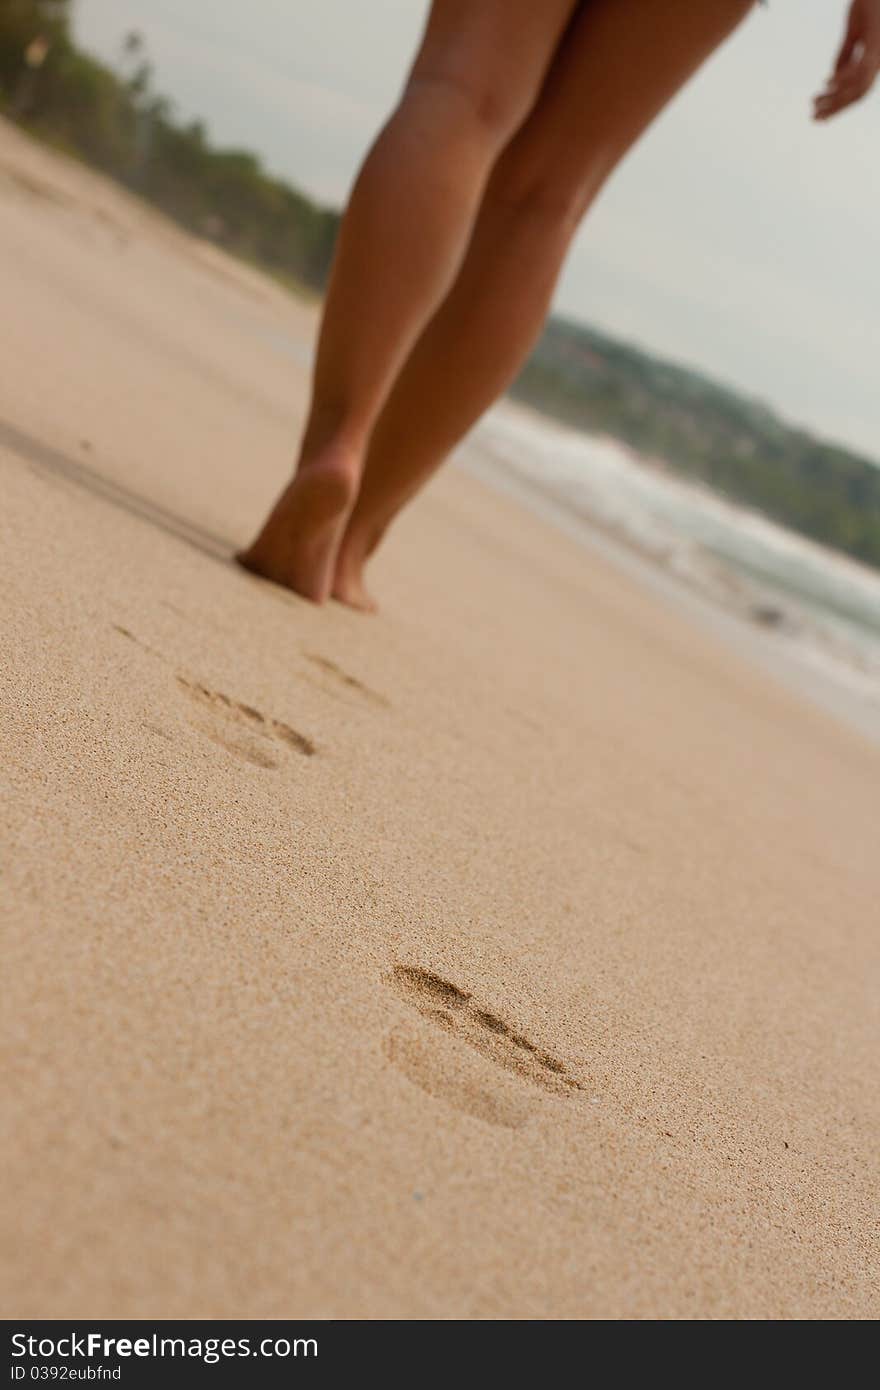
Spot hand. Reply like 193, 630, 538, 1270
813, 0, 880, 120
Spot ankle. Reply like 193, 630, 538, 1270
300, 397, 369, 462
295, 435, 362, 503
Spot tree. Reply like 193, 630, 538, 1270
0, 1, 71, 110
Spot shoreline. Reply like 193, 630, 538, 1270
463, 401, 880, 748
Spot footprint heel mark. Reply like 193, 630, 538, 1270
384, 1026, 533, 1130
176, 676, 316, 766
388, 965, 582, 1097
305, 653, 390, 708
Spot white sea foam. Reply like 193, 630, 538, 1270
468, 400, 880, 736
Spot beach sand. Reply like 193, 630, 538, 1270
2, 117, 878, 1320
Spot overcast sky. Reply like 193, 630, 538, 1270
73, 0, 880, 459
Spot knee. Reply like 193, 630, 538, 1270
401, 68, 536, 152
484, 146, 604, 234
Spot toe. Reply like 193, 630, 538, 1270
332, 576, 378, 613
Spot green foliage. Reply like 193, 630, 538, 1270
0, 0, 338, 290
511, 319, 880, 571
0, 2, 71, 108
0, 1, 69, 63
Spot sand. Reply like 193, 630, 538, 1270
2, 116, 878, 1320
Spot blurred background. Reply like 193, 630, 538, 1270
2, 0, 879, 723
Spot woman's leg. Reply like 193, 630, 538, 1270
238, 0, 580, 601
333, 0, 756, 609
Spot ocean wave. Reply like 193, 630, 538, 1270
471, 401, 880, 709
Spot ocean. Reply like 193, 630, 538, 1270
467, 400, 880, 745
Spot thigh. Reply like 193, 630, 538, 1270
406, 0, 583, 138
501, 0, 757, 194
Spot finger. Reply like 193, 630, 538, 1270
812, 72, 853, 109
815, 76, 868, 109
821, 52, 878, 96
813, 73, 872, 119
812, 82, 858, 118
811, 73, 861, 108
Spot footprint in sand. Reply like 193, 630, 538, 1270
385, 965, 582, 1128
383, 1027, 535, 1130
305, 652, 390, 708
176, 675, 315, 768
112, 625, 317, 767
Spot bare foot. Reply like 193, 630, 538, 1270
237, 447, 358, 603
332, 530, 379, 613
